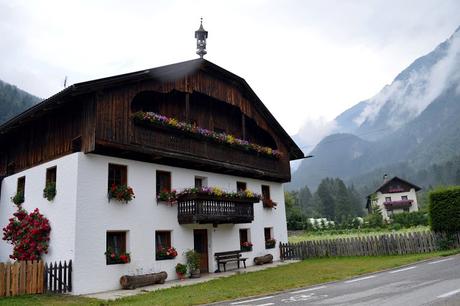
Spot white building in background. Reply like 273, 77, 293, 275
0, 56, 304, 293
366, 175, 421, 220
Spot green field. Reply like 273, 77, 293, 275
0, 249, 457, 306
288, 226, 430, 243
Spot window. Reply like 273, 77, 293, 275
385, 197, 391, 202
106, 231, 128, 265
239, 229, 252, 252
237, 181, 247, 192
195, 176, 207, 189
108, 164, 127, 190
401, 195, 408, 200
46, 167, 57, 184
264, 227, 272, 241
156, 171, 171, 195
264, 227, 275, 249
261, 185, 270, 200
14, 176, 26, 204
155, 231, 173, 260
17, 176, 25, 196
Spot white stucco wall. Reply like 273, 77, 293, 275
0, 153, 79, 263
375, 189, 419, 220
70, 153, 287, 294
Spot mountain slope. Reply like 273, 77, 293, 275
290, 26, 460, 191
0, 79, 41, 125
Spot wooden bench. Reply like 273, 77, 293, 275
214, 250, 247, 272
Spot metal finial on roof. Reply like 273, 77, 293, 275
195, 18, 208, 58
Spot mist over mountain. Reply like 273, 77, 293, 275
0, 79, 41, 125
290, 26, 460, 191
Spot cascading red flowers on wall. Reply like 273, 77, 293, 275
2, 208, 51, 261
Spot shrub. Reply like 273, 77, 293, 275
2, 208, 51, 260
390, 211, 428, 228
429, 186, 460, 233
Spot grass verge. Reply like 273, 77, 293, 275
0, 250, 458, 306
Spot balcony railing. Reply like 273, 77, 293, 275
177, 194, 256, 225
383, 199, 413, 209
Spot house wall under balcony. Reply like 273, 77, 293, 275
72, 153, 287, 294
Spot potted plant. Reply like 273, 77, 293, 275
175, 263, 187, 280
185, 249, 201, 278
43, 182, 57, 201
262, 198, 277, 209
240, 241, 253, 252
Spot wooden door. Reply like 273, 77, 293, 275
193, 229, 209, 273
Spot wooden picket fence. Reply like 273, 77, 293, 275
0, 259, 72, 297
44, 260, 72, 293
280, 231, 460, 260
0, 260, 45, 297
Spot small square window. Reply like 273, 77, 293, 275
385, 197, 391, 202
237, 181, 247, 192
156, 171, 171, 195
401, 195, 408, 200
156, 231, 174, 260
239, 229, 252, 252
46, 167, 57, 184
194, 176, 207, 189
264, 227, 275, 249
261, 185, 270, 200
106, 231, 129, 265
108, 164, 127, 190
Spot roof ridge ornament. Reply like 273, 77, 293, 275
195, 17, 208, 58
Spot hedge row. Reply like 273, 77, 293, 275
429, 186, 460, 232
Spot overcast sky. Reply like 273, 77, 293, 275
1, 0, 460, 141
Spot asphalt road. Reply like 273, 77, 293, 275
213, 254, 460, 306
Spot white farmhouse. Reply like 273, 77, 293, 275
0, 29, 304, 294
366, 175, 421, 220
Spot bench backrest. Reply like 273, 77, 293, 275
215, 251, 242, 260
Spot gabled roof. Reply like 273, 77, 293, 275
373, 176, 422, 194
0, 59, 304, 160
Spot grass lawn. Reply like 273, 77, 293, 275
0, 249, 458, 306
288, 226, 430, 243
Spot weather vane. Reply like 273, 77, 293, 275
195, 17, 208, 58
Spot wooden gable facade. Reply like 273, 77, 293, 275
0, 59, 303, 182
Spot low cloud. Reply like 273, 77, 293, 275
354, 28, 460, 129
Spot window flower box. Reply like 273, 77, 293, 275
43, 182, 56, 201
156, 246, 178, 260
240, 241, 253, 252
265, 239, 276, 249
11, 192, 24, 206
108, 184, 135, 203
262, 199, 277, 209
105, 249, 131, 265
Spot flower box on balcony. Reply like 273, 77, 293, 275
133, 111, 281, 159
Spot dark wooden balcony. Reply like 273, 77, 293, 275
177, 194, 257, 225
383, 200, 413, 210
129, 121, 290, 182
